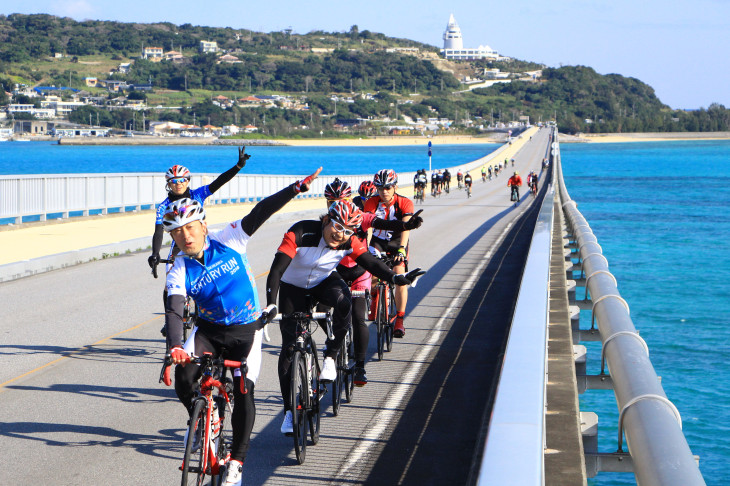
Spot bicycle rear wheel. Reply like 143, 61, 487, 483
343, 330, 354, 403
290, 351, 308, 464
385, 285, 396, 352
181, 399, 206, 486
331, 343, 345, 416
309, 350, 321, 445
375, 285, 387, 361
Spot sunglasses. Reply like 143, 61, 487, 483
331, 220, 355, 237
169, 178, 189, 184
378, 184, 394, 190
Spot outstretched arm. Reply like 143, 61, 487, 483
208, 146, 251, 194
240, 167, 321, 236
266, 252, 293, 307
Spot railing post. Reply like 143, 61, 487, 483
41, 177, 47, 222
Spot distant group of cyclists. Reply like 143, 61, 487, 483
148, 148, 424, 486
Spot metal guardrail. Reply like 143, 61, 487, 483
554, 134, 705, 485
0, 136, 524, 225
477, 137, 555, 484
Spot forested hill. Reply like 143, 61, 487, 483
2, 13, 729, 135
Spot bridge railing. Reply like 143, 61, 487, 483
555, 135, 705, 485
476, 140, 555, 485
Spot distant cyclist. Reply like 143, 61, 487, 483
456, 169, 464, 189
464, 172, 473, 197
481, 165, 487, 182
527, 170, 538, 195
508, 171, 522, 202
442, 169, 451, 193
162, 166, 320, 486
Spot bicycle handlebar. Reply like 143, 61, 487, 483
151, 258, 175, 279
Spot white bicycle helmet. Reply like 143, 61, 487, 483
162, 198, 206, 232
165, 165, 191, 181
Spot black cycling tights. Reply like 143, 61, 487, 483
174, 321, 256, 464
277, 274, 352, 411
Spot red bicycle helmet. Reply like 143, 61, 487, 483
328, 200, 363, 228
373, 169, 397, 187
324, 178, 352, 200
165, 165, 191, 181
358, 180, 377, 198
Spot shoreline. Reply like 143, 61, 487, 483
17, 131, 730, 147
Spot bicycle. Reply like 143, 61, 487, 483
530, 181, 538, 198
414, 184, 425, 204
273, 301, 330, 464
370, 255, 397, 361
331, 289, 367, 416
155, 258, 198, 343
510, 185, 520, 205
166, 352, 245, 486
465, 184, 472, 198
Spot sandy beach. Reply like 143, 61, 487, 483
560, 131, 730, 143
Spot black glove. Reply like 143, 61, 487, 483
237, 146, 251, 169
392, 268, 426, 286
148, 253, 160, 269
260, 304, 278, 324
403, 209, 423, 230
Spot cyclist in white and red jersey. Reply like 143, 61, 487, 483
363, 169, 415, 338
266, 199, 424, 434
322, 178, 423, 387
162, 167, 320, 486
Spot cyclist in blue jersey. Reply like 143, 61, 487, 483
163, 167, 321, 486
147, 146, 251, 272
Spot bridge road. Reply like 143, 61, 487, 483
0, 129, 551, 485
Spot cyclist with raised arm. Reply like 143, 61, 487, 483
266, 200, 424, 434
163, 167, 321, 486
364, 169, 417, 338
148, 147, 250, 274
508, 171, 523, 202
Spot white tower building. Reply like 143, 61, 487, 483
443, 14, 463, 50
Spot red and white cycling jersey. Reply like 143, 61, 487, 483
363, 193, 414, 241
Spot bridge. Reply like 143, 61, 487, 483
0, 128, 705, 485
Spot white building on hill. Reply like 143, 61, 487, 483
440, 14, 507, 61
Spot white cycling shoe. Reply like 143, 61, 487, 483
222, 459, 243, 486
320, 357, 337, 382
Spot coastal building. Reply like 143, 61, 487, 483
142, 47, 163, 61
440, 14, 507, 61
199, 41, 218, 54
164, 50, 184, 62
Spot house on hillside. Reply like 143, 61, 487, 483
142, 47, 163, 61
165, 51, 184, 62
200, 41, 218, 54
217, 54, 241, 64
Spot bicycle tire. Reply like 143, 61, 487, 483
331, 345, 344, 416
343, 330, 354, 404
181, 399, 206, 486
376, 285, 388, 360
290, 351, 308, 464
308, 349, 321, 445
385, 285, 396, 352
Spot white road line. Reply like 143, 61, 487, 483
337, 213, 520, 481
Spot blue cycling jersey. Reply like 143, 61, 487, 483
154, 186, 212, 225
166, 220, 260, 326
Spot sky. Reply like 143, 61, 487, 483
3, 0, 730, 109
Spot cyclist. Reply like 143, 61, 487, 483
364, 169, 416, 338
163, 167, 321, 486
442, 169, 451, 193
508, 171, 523, 202
430, 170, 438, 196
148, 147, 250, 274
413, 170, 428, 201
354, 180, 377, 210
481, 165, 487, 182
266, 199, 424, 434
487, 165, 493, 180
464, 172, 473, 197
527, 170, 538, 195
511, 157, 515, 167
456, 169, 464, 189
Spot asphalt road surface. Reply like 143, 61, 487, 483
0, 130, 552, 485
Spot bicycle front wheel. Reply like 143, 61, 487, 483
181, 399, 206, 486
385, 285, 396, 352
290, 351, 308, 464
331, 341, 346, 416
375, 286, 387, 361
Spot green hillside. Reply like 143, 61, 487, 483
2, 13, 729, 135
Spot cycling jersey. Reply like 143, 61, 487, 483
155, 186, 212, 225
508, 175, 523, 186
464, 175, 473, 185
363, 193, 414, 241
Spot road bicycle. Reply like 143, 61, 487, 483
510, 185, 520, 205
164, 352, 245, 486
154, 257, 198, 343
530, 180, 538, 198
370, 255, 397, 361
273, 300, 330, 464
465, 184, 472, 198
413, 184, 425, 204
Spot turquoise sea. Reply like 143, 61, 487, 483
562, 140, 730, 486
1, 139, 727, 484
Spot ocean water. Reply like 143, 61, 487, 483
0, 141, 497, 176
561, 140, 730, 485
